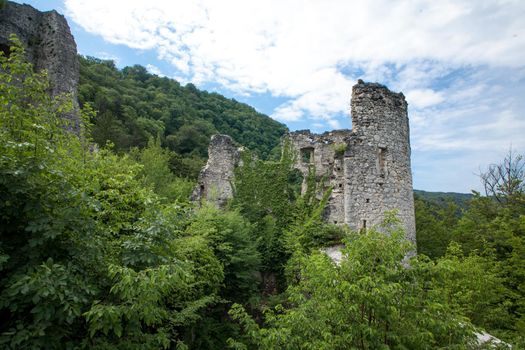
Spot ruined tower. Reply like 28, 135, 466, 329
345, 81, 415, 243
193, 81, 416, 245
0, 1, 80, 129
287, 80, 416, 245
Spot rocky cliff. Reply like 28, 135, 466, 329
0, 1, 79, 129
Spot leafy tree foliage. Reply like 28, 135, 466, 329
132, 137, 195, 203
185, 205, 261, 303
414, 194, 459, 258
231, 145, 342, 292
3, 34, 525, 349
451, 192, 525, 343
231, 146, 300, 287
0, 36, 230, 350
415, 151, 525, 346
78, 56, 288, 160
229, 216, 482, 349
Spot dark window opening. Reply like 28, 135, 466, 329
360, 219, 367, 233
301, 147, 314, 164
0, 43, 10, 58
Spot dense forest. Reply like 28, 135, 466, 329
1, 38, 525, 349
414, 189, 473, 210
77, 56, 288, 178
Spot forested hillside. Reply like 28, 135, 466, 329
414, 189, 473, 209
77, 56, 288, 160
1, 39, 525, 349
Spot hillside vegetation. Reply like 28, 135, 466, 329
414, 189, 473, 209
78, 56, 287, 162
1, 38, 524, 349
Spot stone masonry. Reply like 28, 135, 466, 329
196, 80, 416, 245
192, 134, 242, 208
0, 1, 80, 129
287, 80, 416, 244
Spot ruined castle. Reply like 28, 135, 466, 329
195, 81, 416, 245
0, 1, 415, 244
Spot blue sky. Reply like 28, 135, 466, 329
15, 0, 525, 193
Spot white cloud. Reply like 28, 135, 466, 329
405, 89, 444, 109
95, 51, 120, 64
64, 0, 525, 191
272, 104, 303, 122
64, 0, 525, 117
146, 64, 164, 77
327, 119, 341, 129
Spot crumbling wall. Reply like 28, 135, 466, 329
287, 80, 416, 246
286, 130, 350, 225
192, 134, 241, 207
345, 81, 415, 244
0, 1, 79, 128
192, 81, 416, 246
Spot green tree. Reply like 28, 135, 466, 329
78, 55, 288, 159
449, 151, 525, 344
185, 204, 261, 302
231, 144, 307, 293
229, 216, 479, 349
0, 35, 102, 348
415, 194, 460, 258
134, 137, 195, 203
0, 36, 223, 349
432, 243, 511, 339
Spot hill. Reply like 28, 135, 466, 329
414, 189, 473, 210
77, 56, 288, 159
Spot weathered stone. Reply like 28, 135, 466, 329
287, 81, 416, 246
195, 81, 416, 246
0, 1, 80, 130
192, 134, 241, 207
320, 245, 345, 265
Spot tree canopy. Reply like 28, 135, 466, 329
1, 36, 524, 349
78, 56, 288, 160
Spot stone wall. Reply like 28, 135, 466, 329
195, 81, 416, 246
346, 80, 415, 244
192, 134, 241, 207
285, 130, 349, 225
0, 1, 79, 129
287, 80, 416, 246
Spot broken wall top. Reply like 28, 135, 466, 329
0, 1, 79, 121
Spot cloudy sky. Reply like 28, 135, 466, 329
17, 0, 525, 193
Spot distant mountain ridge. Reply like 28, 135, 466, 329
414, 189, 473, 209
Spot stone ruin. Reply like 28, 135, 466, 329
0, 2, 415, 244
0, 1, 80, 129
0, 5, 509, 345
194, 80, 416, 245
191, 134, 243, 207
